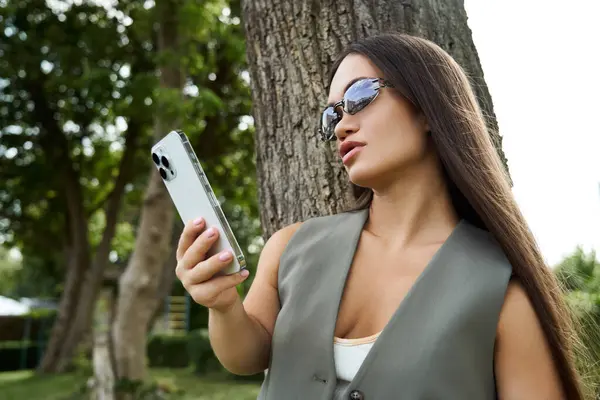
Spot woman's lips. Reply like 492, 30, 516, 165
339, 141, 366, 159
342, 145, 364, 165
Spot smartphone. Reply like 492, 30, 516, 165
151, 130, 246, 275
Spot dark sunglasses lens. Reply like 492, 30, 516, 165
320, 106, 340, 140
345, 79, 379, 114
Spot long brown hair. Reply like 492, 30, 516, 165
328, 33, 589, 399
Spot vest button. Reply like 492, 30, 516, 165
349, 389, 364, 400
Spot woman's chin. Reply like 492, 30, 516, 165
347, 166, 378, 188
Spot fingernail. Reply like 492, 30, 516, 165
206, 227, 216, 237
240, 269, 249, 277
193, 217, 204, 226
219, 251, 232, 261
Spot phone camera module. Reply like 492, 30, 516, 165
159, 168, 167, 180
160, 156, 170, 169
153, 150, 175, 181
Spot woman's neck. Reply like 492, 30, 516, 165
365, 165, 459, 248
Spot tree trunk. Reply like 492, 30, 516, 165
38, 124, 140, 374
92, 287, 118, 400
27, 77, 92, 374
55, 125, 141, 373
147, 219, 182, 334
92, 336, 116, 400
38, 229, 89, 372
111, 0, 183, 388
242, 0, 507, 237
111, 173, 175, 386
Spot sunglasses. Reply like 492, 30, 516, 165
318, 77, 393, 141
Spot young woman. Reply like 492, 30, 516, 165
175, 33, 585, 399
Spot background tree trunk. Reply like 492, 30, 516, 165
92, 286, 118, 400
53, 125, 140, 373
242, 0, 508, 237
147, 219, 181, 334
110, 0, 183, 389
31, 80, 91, 374
38, 103, 139, 374
111, 163, 176, 388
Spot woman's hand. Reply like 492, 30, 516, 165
175, 217, 249, 313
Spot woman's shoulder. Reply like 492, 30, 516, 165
265, 222, 304, 252
258, 211, 360, 277
256, 222, 305, 277
494, 278, 564, 398
268, 209, 366, 245
497, 279, 546, 342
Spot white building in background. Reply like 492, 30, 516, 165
0, 295, 30, 316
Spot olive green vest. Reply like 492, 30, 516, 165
257, 208, 512, 400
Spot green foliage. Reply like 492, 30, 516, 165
145, 330, 223, 375
113, 376, 186, 400
0, 342, 41, 372
0, 246, 21, 295
0, 340, 35, 349
175, 0, 262, 289
187, 329, 223, 375
0, 0, 261, 303
3, 252, 66, 298
0, 0, 157, 296
147, 333, 190, 369
0, 369, 261, 400
187, 329, 264, 382
145, 329, 265, 383
554, 246, 600, 394
555, 247, 600, 293
0, 0, 155, 233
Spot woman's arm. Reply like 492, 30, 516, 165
494, 280, 565, 399
208, 222, 302, 375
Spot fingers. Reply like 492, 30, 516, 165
188, 269, 249, 305
179, 226, 220, 270
175, 217, 249, 310
176, 217, 206, 262
186, 250, 237, 285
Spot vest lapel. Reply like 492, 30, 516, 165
339, 219, 467, 396
318, 208, 370, 389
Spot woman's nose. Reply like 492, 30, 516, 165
334, 111, 359, 141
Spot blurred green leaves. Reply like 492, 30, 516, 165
0, 0, 260, 300
556, 247, 600, 293
554, 246, 600, 393
0, 0, 154, 265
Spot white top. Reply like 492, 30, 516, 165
333, 331, 381, 382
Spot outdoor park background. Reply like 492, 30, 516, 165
0, 0, 599, 399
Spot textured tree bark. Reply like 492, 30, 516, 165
92, 287, 117, 400
110, 0, 182, 389
242, 0, 507, 237
92, 336, 116, 400
111, 170, 176, 389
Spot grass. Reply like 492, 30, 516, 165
0, 370, 84, 400
0, 368, 262, 400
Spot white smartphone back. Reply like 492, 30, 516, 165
151, 130, 246, 275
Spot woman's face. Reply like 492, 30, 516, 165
327, 54, 432, 189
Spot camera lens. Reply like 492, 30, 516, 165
152, 153, 160, 165
161, 156, 170, 169
159, 168, 167, 180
